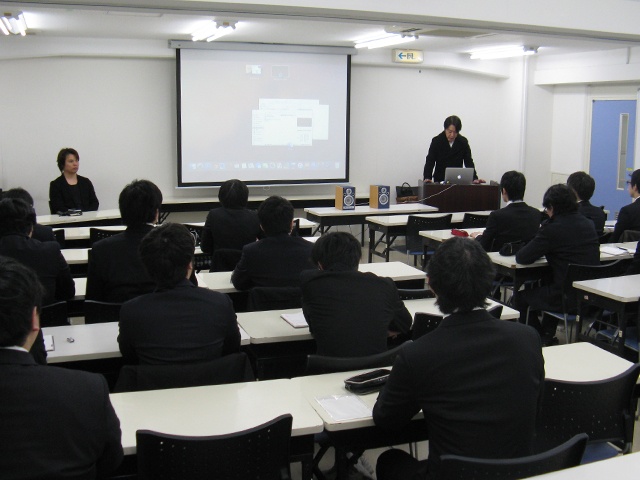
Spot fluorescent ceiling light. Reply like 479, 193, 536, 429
469, 45, 538, 60
1, 12, 27, 36
192, 20, 237, 42
355, 35, 416, 50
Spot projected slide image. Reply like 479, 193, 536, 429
252, 99, 328, 146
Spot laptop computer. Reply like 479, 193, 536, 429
444, 167, 474, 185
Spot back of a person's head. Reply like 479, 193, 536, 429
0, 198, 36, 236
258, 196, 294, 236
3, 188, 34, 207
428, 237, 495, 314
566, 171, 596, 201
630, 169, 640, 189
219, 179, 249, 208
56, 147, 79, 171
139, 223, 194, 289
311, 232, 361, 271
542, 184, 578, 216
0, 256, 44, 348
443, 115, 462, 132
118, 179, 163, 227
500, 171, 526, 201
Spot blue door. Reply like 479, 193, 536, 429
589, 100, 636, 220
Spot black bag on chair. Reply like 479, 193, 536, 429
499, 241, 525, 256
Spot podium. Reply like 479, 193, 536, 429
419, 184, 500, 212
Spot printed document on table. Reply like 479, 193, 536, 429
281, 311, 308, 328
315, 395, 372, 421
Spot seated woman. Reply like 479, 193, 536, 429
49, 147, 99, 213
200, 178, 261, 254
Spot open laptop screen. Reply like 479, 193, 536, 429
444, 168, 474, 185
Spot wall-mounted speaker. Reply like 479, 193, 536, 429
370, 185, 390, 209
335, 186, 356, 210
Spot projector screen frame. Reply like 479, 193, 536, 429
173, 41, 354, 188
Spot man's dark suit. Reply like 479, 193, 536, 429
610, 198, 640, 242
231, 234, 314, 290
0, 233, 75, 306
373, 310, 544, 480
32, 223, 56, 243
200, 207, 261, 254
423, 131, 478, 183
49, 174, 99, 213
577, 200, 606, 236
0, 348, 123, 479
301, 270, 412, 357
86, 225, 155, 302
626, 242, 640, 275
118, 279, 240, 365
476, 201, 541, 251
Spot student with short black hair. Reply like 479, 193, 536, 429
200, 179, 261, 255
118, 223, 240, 365
87, 179, 162, 302
567, 171, 606, 236
0, 256, 123, 479
472, 170, 540, 251
301, 232, 411, 357
611, 168, 640, 242
231, 195, 314, 290
3, 187, 56, 242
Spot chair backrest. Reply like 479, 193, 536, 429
562, 260, 628, 312
291, 218, 301, 236
83, 300, 122, 324
40, 301, 69, 327
192, 252, 212, 272
184, 224, 204, 246
396, 288, 435, 300
620, 229, 640, 242
535, 363, 640, 453
598, 231, 612, 244
412, 313, 443, 340
461, 212, 490, 229
136, 414, 292, 480
113, 352, 256, 393
53, 229, 66, 248
210, 248, 243, 272
89, 227, 121, 246
247, 286, 302, 311
439, 433, 588, 480
305, 342, 410, 375
406, 214, 453, 252
487, 304, 503, 319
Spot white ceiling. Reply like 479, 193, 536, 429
1, 2, 639, 57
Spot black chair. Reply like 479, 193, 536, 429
40, 301, 69, 327
83, 300, 122, 324
89, 227, 121, 246
412, 305, 502, 340
535, 363, 640, 463
247, 286, 302, 311
620, 229, 640, 242
113, 352, 255, 393
529, 260, 628, 343
291, 218, 301, 236
461, 212, 490, 229
184, 224, 204, 246
439, 433, 588, 480
53, 229, 66, 248
396, 288, 434, 300
136, 414, 293, 480
598, 231, 612, 244
393, 214, 453, 267
305, 342, 409, 375
192, 252, 212, 272
210, 248, 242, 272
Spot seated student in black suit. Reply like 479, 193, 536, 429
0, 256, 123, 479
49, 147, 99, 213
86, 179, 162, 303
627, 242, 640, 275
567, 171, 606, 236
118, 223, 240, 365
0, 198, 75, 364
471, 170, 540, 251
2, 187, 56, 243
373, 238, 544, 480
201, 178, 261, 255
231, 195, 314, 290
515, 184, 600, 345
301, 232, 411, 357
611, 169, 640, 242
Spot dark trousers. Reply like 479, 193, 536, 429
515, 285, 562, 338
376, 449, 429, 480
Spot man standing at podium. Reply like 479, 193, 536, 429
423, 115, 485, 184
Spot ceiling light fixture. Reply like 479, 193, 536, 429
355, 34, 417, 50
191, 20, 237, 42
469, 45, 538, 60
1, 12, 27, 36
